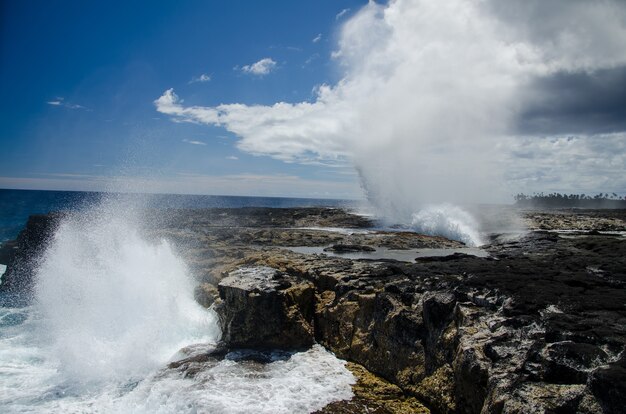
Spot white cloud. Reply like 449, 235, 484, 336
240, 58, 277, 76
312, 33, 322, 43
501, 133, 626, 195
155, 89, 220, 124
226, 156, 239, 160
182, 139, 207, 146
47, 100, 62, 106
157, 0, 626, 208
155, 85, 352, 163
336, 8, 350, 20
189, 73, 211, 83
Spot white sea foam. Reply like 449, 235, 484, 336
104, 345, 354, 414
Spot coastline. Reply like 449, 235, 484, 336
1, 207, 625, 413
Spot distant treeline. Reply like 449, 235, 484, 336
514, 193, 626, 208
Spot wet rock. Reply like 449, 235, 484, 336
589, 354, 626, 414
324, 244, 376, 253
215, 266, 315, 350
0, 213, 64, 294
541, 342, 609, 384
415, 252, 475, 262
194, 283, 219, 308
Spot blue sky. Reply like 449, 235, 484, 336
1, 0, 625, 202
0, 0, 365, 198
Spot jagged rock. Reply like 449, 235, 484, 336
588, 354, 626, 414
315, 362, 430, 414
541, 341, 609, 384
500, 383, 589, 413
316, 288, 427, 388
215, 266, 315, 350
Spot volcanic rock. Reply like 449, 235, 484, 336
0, 213, 64, 294
323, 244, 376, 253
4, 207, 626, 413
214, 266, 315, 350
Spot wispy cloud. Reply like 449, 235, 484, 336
312, 33, 322, 43
182, 139, 207, 146
269, 45, 302, 52
226, 155, 239, 160
189, 73, 211, 84
240, 58, 277, 76
303, 53, 320, 67
336, 8, 350, 20
46, 97, 85, 110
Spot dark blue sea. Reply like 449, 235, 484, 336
0, 188, 356, 244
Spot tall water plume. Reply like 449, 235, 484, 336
33, 195, 219, 384
155, 0, 626, 245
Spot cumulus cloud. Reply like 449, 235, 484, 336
189, 73, 211, 83
155, 86, 351, 163
240, 58, 277, 76
157, 0, 626, 211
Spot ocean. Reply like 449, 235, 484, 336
0, 189, 357, 414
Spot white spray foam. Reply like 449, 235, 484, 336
33, 202, 219, 384
103, 345, 354, 414
1, 198, 356, 413
411, 204, 484, 246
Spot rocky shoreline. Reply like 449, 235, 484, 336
1, 207, 625, 413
